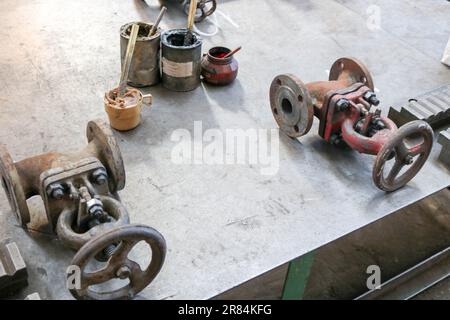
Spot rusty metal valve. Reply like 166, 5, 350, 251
0, 119, 166, 299
269, 57, 434, 192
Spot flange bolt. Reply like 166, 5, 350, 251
363, 91, 380, 106
87, 198, 104, 219
92, 168, 108, 185
336, 99, 350, 112
373, 119, 386, 129
46, 183, 65, 200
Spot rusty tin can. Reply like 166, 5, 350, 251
120, 21, 161, 87
201, 47, 239, 86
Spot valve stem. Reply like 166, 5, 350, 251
103, 245, 117, 258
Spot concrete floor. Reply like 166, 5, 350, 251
0, 0, 449, 300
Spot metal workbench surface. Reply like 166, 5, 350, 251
0, 0, 449, 299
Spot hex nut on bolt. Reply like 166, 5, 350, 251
46, 183, 65, 200
92, 168, 108, 185
87, 198, 104, 218
363, 91, 380, 106
336, 99, 350, 112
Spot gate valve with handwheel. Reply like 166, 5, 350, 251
0, 119, 166, 299
269, 57, 434, 192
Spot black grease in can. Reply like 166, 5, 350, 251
161, 28, 203, 92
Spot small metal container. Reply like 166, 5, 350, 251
120, 21, 161, 87
161, 28, 202, 92
104, 88, 152, 131
201, 46, 239, 85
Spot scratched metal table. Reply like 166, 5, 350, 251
0, 0, 449, 300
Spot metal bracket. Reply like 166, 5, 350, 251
40, 157, 109, 230
319, 82, 369, 141
0, 239, 28, 298
282, 251, 315, 300
438, 128, 450, 168
388, 85, 450, 128
356, 246, 450, 300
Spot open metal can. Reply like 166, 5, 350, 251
161, 28, 202, 92
120, 21, 161, 87
104, 88, 152, 131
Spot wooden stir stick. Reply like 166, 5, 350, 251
222, 46, 242, 59
118, 23, 139, 98
183, 0, 197, 46
148, 6, 167, 37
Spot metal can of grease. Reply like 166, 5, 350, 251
161, 28, 202, 92
120, 21, 161, 87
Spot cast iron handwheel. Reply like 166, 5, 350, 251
373, 120, 433, 192
86, 119, 126, 192
69, 224, 166, 300
0, 144, 30, 226
270, 74, 314, 138
184, 0, 217, 23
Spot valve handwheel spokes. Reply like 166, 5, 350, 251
373, 121, 433, 192
69, 224, 166, 300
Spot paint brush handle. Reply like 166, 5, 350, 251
148, 6, 167, 37
223, 46, 242, 59
187, 0, 197, 32
119, 23, 139, 97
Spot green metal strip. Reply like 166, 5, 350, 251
282, 251, 315, 300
